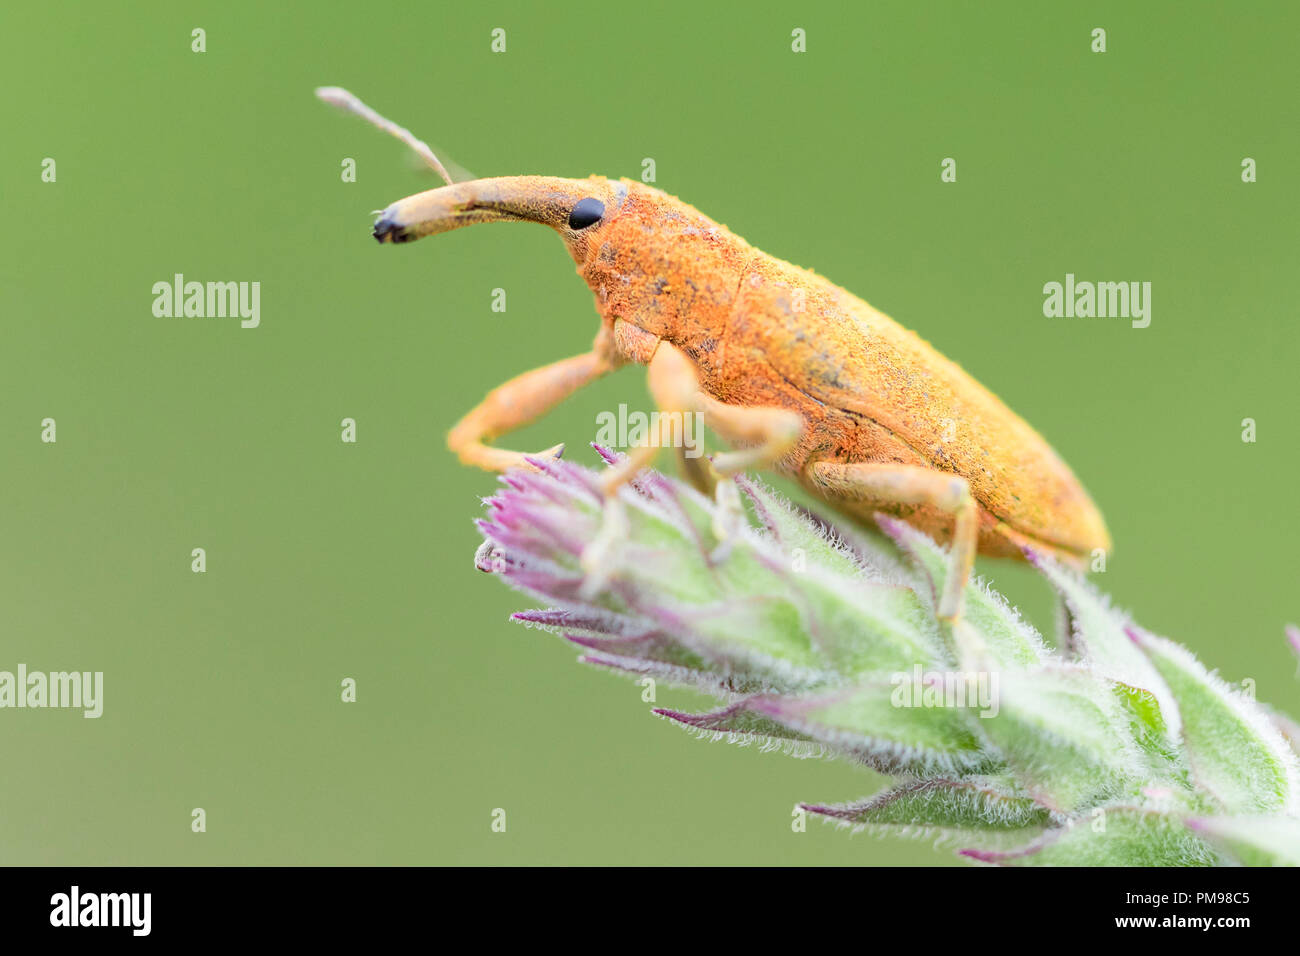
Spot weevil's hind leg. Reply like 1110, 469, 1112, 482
807, 461, 978, 621
448, 350, 616, 472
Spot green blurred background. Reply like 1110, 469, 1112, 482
2, 1, 1296, 865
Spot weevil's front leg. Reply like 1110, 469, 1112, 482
448, 350, 616, 472
807, 461, 978, 621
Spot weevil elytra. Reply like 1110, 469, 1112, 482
318, 88, 1110, 621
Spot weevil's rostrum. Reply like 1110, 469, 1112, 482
335, 89, 1109, 620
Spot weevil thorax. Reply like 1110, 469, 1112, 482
575, 180, 754, 364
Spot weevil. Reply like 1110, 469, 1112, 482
318, 88, 1110, 620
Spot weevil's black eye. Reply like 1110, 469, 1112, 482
568, 197, 604, 230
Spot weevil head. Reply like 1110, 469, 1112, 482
373, 176, 753, 346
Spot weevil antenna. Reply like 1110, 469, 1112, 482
315, 86, 456, 187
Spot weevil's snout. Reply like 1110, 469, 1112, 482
370, 175, 622, 251
370, 182, 484, 244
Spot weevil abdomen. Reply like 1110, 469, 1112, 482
716, 252, 1111, 561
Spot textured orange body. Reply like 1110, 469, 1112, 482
571, 178, 1110, 562
371, 171, 1109, 565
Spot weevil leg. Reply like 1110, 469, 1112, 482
581, 342, 699, 586
807, 461, 978, 621
675, 444, 717, 496
709, 475, 745, 557
692, 393, 804, 546
582, 342, 806, 579
695, 394, 804, 477
591, 342, 700, 496
448, 350, 616, 472
591, 342, 805, 497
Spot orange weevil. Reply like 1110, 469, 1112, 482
318, 87, 1110, 621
